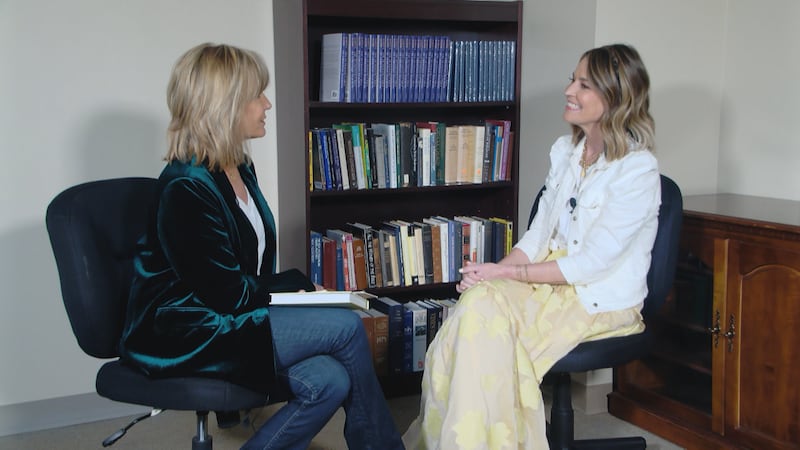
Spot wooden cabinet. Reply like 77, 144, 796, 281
609, 194, 800, 449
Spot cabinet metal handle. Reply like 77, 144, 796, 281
724, 314, 736, 352
708, 310, 721, 348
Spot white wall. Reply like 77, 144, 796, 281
593, 0, 800, 201
596, 0, 728, 197
0, 0, 278, 433
518, 1, 597, 226
720, 0, 800, 199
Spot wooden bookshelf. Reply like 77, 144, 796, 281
301, 0, 522, 393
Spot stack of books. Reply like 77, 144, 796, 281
272, 291, 460, 376
365, 296, 460, 376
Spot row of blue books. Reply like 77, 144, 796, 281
309, 216, 513, 292
452, 40, 516, 103
319, 32, 516, 103
309, 119, 513, 192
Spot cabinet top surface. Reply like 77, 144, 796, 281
683, 193, 800, 229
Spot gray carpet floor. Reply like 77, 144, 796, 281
0, 394, 684, 449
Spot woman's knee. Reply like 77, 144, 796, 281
329, 308, 367, 341
317, 356, 350, 404
455, 281, 518, 321
459, 282, 502, 308
288, 355, 351, 404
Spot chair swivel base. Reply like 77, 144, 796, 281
192, 411, 213, 450
547, 372, 646, 450
547, 426, 646, 450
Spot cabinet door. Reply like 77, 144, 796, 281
721, 239, 800, 449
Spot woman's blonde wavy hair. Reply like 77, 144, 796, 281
571, 44, 655, 160
165, 43, 269, 170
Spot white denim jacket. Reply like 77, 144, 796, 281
515, 135, 660, 313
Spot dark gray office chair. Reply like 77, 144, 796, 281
530, 175, 683, 449
46, 177, 279, 449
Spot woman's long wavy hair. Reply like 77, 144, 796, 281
165, 43, 269, 170
571, 44, 655, 160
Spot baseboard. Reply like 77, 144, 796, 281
0, 393, 148, 437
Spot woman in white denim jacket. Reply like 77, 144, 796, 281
515, 134, 660, 313
404, 43, 660, 449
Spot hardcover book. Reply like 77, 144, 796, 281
367, 309, 390, 376
380, 224, 401, 285
404, 302, 428, 372
344, 222, 378, 288
269, 290, 375, 310
377, 229, 396, 287
424, 217, 449, 283
354, 309, 376, 367
332, 125, 359, 189
320, 33, 349, 102
397, 122, 416, 187
371, 233, 384, 288
371, 296, 405, 375
425, 219, 443, 283
413, 221, 434, 284
326, 229, 356, 290
321, 235, 337, 290
415, 300, 438, 348
324, 128, 343, 190
310, 230, 323, 285
351, 237, 369, 290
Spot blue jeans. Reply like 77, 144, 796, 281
241, 307, 404, 450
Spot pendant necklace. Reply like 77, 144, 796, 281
579, 142, 601, 179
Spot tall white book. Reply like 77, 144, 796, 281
320, 33, 349, 102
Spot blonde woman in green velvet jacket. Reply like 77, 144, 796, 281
120, 43, 403, 450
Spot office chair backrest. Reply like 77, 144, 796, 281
46, 177, 157, 359
642, 175, 682, 320
527, 175, 682, 320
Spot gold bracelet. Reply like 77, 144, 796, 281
524, 264, 529, 281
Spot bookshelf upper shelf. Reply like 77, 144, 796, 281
306, 0, 520, 23
309, 101, 516, 109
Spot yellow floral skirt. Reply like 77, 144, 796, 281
402, 269, 644, 449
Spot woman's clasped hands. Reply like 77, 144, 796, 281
457, 260, 503, 293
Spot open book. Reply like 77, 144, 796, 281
269, 290, 375, 310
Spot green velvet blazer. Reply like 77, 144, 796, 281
120, 159, 313, 394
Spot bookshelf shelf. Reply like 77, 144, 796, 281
309, 180, 514, 197
301, 0, 522, 392
309, 101, 516, 109
306, 0, 519, 22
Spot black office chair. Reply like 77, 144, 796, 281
46, 177, 278, 450
531, 175, 683, 450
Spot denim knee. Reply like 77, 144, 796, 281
291, 355, 351, 406
331, 308, 366, 338
319, 357, 350, 405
